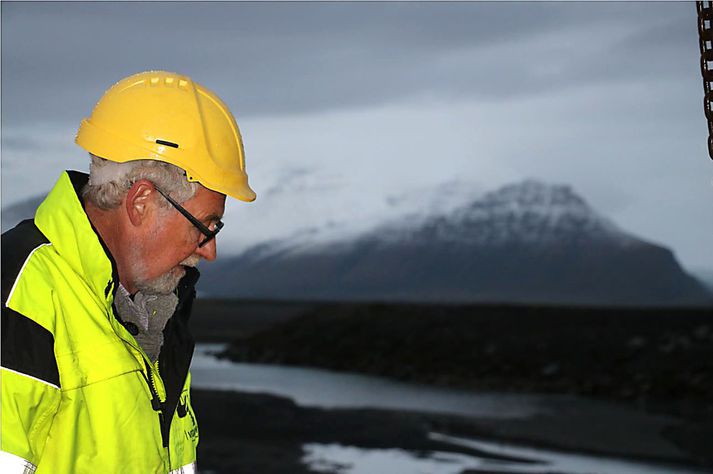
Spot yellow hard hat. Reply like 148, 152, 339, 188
75, 70, 256, 202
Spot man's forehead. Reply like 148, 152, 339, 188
188, 187, 226, 219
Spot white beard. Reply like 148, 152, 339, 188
133, 255, 200, 295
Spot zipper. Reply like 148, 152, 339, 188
144, 359, 172, 454
144, 358, 173, 470
115, 311, 172, 464
109, 306, 170, 444
108, 304, 174, 468
144, 359, 164, 413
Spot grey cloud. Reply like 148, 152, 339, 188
566, 13, 699, 88
1, 135, 45, 152
1, 2, 697, 127
263, 166, 344, 198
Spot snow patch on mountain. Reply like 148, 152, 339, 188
221, 177, 486, 258
403, 179, 638, 247
297, 179, 640, 253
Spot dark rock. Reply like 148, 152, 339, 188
202, 181, 713, 307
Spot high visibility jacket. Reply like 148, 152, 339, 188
1, 171, 200, 473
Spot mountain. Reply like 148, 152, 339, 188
1, 195, 45, 232
692, 269, 713, 292
200, 180, 713, 307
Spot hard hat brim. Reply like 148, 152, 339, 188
76, 118, 256, 202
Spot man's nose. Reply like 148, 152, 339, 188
194, 238, 217, 261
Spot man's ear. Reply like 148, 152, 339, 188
125, 179, 156, 226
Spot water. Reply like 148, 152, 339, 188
303, 435, 711, 474
192, 343, 551, 418
191, 344, 711, 474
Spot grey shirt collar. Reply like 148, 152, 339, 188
114, 284, 178, 362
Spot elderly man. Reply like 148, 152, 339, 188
1, 71, 255, 473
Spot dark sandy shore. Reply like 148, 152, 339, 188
190, 300, 713, 472
192, 389, 713, 474
218, 302, 713, 409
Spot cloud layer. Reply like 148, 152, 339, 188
2, 2, 711, 271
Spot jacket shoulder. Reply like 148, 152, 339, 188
1, 220, 60, 389
2, 219, 58, 334
2, 219, 51, 304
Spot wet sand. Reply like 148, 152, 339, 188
192, 389, 713, 474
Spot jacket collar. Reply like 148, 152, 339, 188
34, 171, 117, 307
34, 170, 201, 310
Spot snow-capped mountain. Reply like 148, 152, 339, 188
379, 180, 636, 247
201, 180, 713, 306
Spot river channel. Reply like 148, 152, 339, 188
191, 344, 710, 474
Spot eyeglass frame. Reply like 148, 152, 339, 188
153, 185, 224, 248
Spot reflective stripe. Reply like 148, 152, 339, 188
6, 243, 52, 305
1, 366, 61, 391
169, 462, 196, 474
0, 451, 37, 473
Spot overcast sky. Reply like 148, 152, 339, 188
2, 2, 712, 272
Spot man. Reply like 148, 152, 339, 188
1, 71, 255, 473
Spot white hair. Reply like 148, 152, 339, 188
82, 154, 198, 210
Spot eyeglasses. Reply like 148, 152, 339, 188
153, 185, 224, 248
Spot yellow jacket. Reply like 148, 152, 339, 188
1, 171, 199, 473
